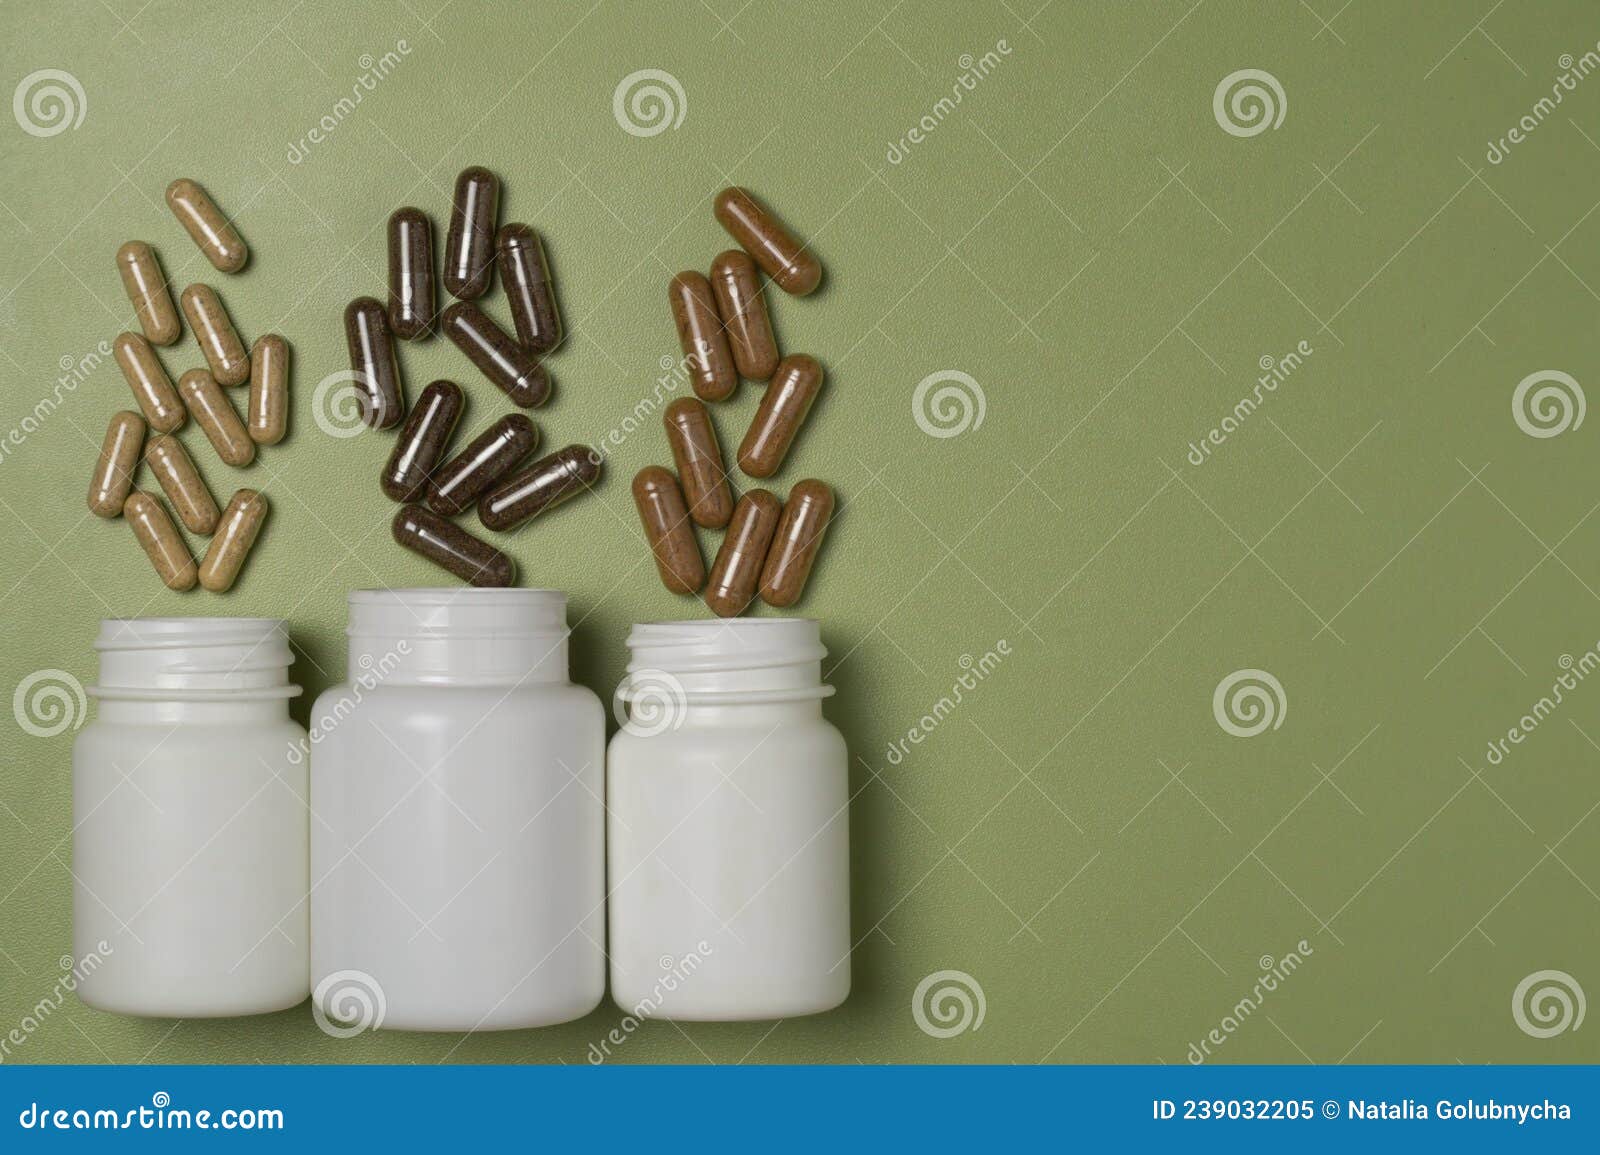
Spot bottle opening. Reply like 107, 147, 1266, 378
90, 617, 300, 700
346, 588, 571, 686
620, 618, 833, 704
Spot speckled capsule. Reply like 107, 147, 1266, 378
497, 224, 562, 354
88, 411, 145, 519
710, 249, 779, 380
114, 332, 185, 433
343, 297, 406, 429
428, 413, 539, 517
393, 504, 515, 587
663, 397, 733, 528
381, 380, 464, 503
443, 166, 498, 299
478, 445, 601, 532
387, 207, 437, 340
705, 489, 781, 617
125, 491, 196, 591
441, 301, 550, 407
115, 241, 181, 346
145, 433, 220, 535
165, 178, 248, 274
669, 271, 737, 402
198, 489, 268, 593
247, 334, 289, 445
713, 187, 821, 296
181, 283, 250, 386
737, 353, 824, 478
760, 479, 834, 608
632, 466, 705, 595
178, 369, 254, 468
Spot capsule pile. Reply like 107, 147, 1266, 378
349, 166, 599, 587
90, 178, 284, 592
637, 187, 836, 617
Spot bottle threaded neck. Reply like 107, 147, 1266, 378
346, 588, 571, 686
90, 617, 299, 700
620, 619, 832, 704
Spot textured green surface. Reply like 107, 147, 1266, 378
3, 0, 1600, 1064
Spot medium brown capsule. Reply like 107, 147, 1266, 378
178, 369, 255, 468
88, 411, 145, 519
663, 397, 733, 528
428, 413, 539, 516
709, 249, 779, 380
145, 434, 220, 535
198, 489, 268, 593
497, 224, 562, 354
247, 334, 289, 445
760, 480, 834, 608
181, 284, 250, 386
114, 332, 185, 433
125, 492, 197, 591
393, 504, 515, 587
478, 445, 601, 532
632, 466, 705, 595
669, 271, 737, 402
443, 166, 498, 299
441, 301, 550, 407
381, 380, 464, 503
704, 490, 781, 618
343, 297, 406, 429
737, 353, 824, 477
115, 241, 181, 346
713, 187, 821, 296
387, 207, 436, 339
165, 178, 248, 274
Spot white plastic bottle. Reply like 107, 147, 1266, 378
608, 618, 851, 1020
310, 588, 605, 1031
72, 617, 309, 1016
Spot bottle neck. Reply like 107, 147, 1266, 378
88, 617, 300, 723
345, 588, 572, 687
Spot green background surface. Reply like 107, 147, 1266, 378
3, 0, 1599, 1064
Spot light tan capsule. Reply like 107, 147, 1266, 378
759, 480, 834, 608
737, 353, 824, 478
87, 411, 145, 519
705, 489, 781, 618
247, 334, 289, 445
145, 433, 220, 535
180, 283, 250, 386
114, 332, 185, 433
199, 489, 268, 592
178, 368, 255, 467
115, 241, 181, 346
165, 178, 248, 273
124, 491, 197, 591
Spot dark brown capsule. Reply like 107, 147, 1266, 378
497, 224, 562, 355
443, 166, 498, 299
428, 413, 539, 516
633, 466, 705, 595
393, 504, 515, 587
441, 301, 550, 408
381, 380, 463, 503
713, 187, 821, 296
710, 249, 779, 380
343, 297, 406, 429
668, 271, 737, 402
760, 480, 834, 608
663, 397, 733, 529
387, 207, 437, 340
705, 490, 781, 618
737, 353, 824, 477
478, 445, 601, 532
